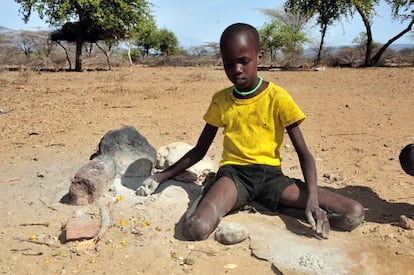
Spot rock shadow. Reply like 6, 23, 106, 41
121, 158, 153, 190
171, 184, 203, 241
323, 185, 414, 224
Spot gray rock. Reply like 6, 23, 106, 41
215, 222, 249, 245
93, 126, 157, 176
156, 142, 216, 185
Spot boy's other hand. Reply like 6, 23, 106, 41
136, 177, 160, 196
307, 207, 330, 239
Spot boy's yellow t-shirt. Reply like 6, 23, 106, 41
203, 81, 305, 167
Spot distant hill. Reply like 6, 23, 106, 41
389, 43, 414, 51
304, 43, 414, 57
0, 26, 13, 33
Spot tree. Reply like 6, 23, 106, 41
0, 27, 24, 65
284, 0, 413, 66
350, 0, 413, 66
133, 17, 159, 59
132, 23, 178, 62
259, 9, 309, 61
369, 0, 414, 65
285, 0, 352, 65
14, 29, 55, 69
259, 21, 284, 61
95, 40, 117, 70
16, 0, 153, 71
350, 0, 379, 66
17, 30, 37, 58
157, 28, 179, 55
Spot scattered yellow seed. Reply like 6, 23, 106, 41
119, 219, 128, 227
44, 259, 51, 265
29, 234, 37, 240
120, 240, 127, 246
141, 220, 150, 227
116, 196, 124, 201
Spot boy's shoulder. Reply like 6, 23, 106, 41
266, 81, 287, 92
212, 86, 233, 99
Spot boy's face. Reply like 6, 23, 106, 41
220, 32, 261, 91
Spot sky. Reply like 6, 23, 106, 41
1, 0, 413, 48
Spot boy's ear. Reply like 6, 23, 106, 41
257, 50, 264, 64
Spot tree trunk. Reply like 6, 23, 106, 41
125, 39, 133, 66
56, 41, 72, 70
316, 23, 328, 65
370, 18, 414, 65
355, 6, 373, 66
75, 38, 83, 71
95, 42, 112, 70
74, 21, 84, 73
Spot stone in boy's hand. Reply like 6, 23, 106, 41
309, 207, 330, 239
136, 177, 160, 196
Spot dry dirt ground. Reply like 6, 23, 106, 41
0, 66, 413, 274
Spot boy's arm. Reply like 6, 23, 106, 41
154, 123, 218, 183
286, 122, 329, 238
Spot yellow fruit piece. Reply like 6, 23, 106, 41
120, 240, 127, 246
141, 220, 150, 227
119, 219, 127, 226
29, 234, 37, 240
116, 196, 124, 201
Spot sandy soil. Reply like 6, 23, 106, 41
0, 66, 413, 274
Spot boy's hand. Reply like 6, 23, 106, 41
136, 176, 160, 196
306, 206, 330, 239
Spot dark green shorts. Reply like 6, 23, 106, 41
209, 164, 304, 212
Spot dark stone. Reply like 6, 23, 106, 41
92, 126, 157, 176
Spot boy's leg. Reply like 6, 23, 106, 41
183, 176, 238, 241
279, 183, 364, 231
318, 188, 365, 231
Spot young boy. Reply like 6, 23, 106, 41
138, 23, 364, 240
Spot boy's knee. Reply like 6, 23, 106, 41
183, 214, 213, 241
345, 201, 365, 230
328, 201, 365, 231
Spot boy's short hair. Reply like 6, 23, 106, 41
220, 23, 260, 52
